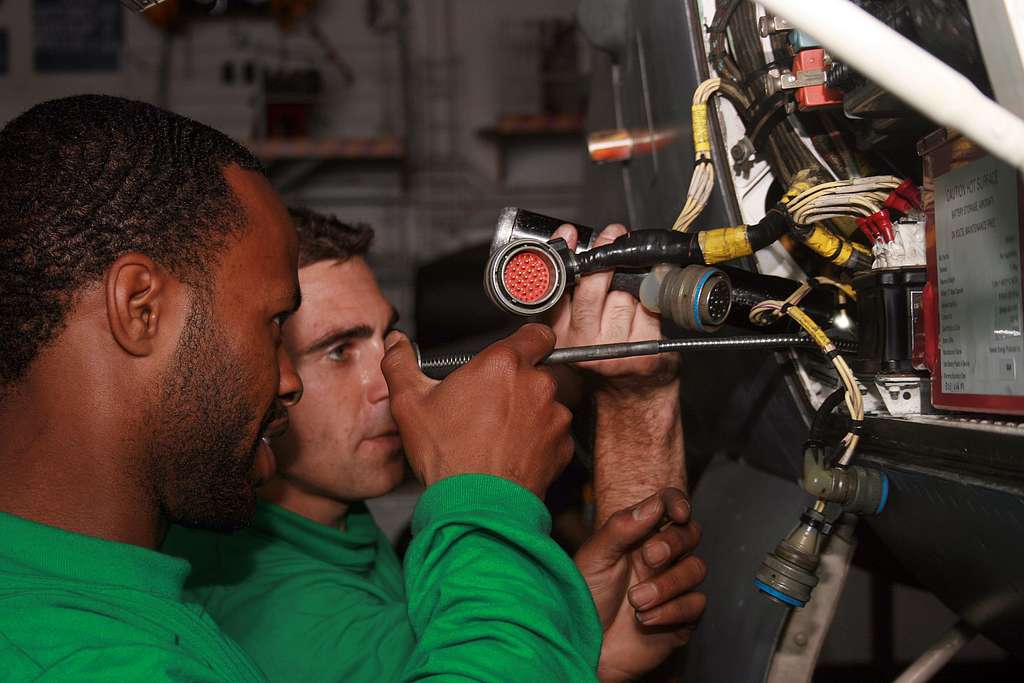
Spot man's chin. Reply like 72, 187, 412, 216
169, 489, 257, 533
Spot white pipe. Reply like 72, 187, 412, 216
892, 621, 977, 683
757, 0, 1024, 173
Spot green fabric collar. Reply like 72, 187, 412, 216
250, 500, 382, 570
0, 511, 190, 600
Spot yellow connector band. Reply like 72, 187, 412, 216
692, 103, 711, 155
699, 226, 753, 264
802, 225, 854, 266
786, 305, 834, 351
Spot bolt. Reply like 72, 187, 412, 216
794, 632, 809, 647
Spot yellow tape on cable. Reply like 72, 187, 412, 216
698, 227, 752, 264
802, 226, 853, 266
786, 306, 834, 351
691, 104, 711, 155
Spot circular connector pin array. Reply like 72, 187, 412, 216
484, 239, 569, 316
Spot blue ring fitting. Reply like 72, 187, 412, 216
691, 269, 717, 333
875, 471, 890, 515
754, 579, 805, 608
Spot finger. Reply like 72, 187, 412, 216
574, 491, 666, 570
570, 224, 628, 338
631, 295, 663, 338
600, 288, 640, 341
641, 521, 702, 568
550, 223, 579, 251
494, 323, 557, 366
380, 332, 433, 406
547, 225, 579, 336
658, 488, 692, 524
635, 591, 707, 628
628, 555, 707, 611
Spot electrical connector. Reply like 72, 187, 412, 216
792, 49, 843, 111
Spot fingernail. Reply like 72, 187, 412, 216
629, 583, 657, 609
633, 497, 661, 521
643, 541, 670, 566
673, 498, 691, 519
384, 331, 402, 350
635, 609, 656, 625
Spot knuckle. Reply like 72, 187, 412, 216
522, 322, 555, 345
481, 345, 520, 375
534, 370, 558, 402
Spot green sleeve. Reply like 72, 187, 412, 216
400, 474, 602, 682
202, 574, 417, 683
29, 646, 236, 682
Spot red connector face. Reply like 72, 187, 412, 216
793, 48, 843, 111
503, 251, 554, 304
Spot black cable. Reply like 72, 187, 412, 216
574, 230, 704, 275
810, 388, 848, 443
745, 205, 790, 250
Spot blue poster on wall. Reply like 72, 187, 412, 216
34, 0, 121, 72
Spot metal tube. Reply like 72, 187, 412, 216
892, 621, 977, 683
417, 333, 854, 378
757, 0, 1024, 173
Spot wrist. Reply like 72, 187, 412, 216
593, 375, 680, 403
597, 662, 636, 683
594, 379, 681, 429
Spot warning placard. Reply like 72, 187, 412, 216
934, 155, 1023, 396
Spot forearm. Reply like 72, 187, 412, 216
592, 381, 685, 527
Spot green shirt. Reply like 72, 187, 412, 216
0, 510, 265, 682
166, 474, 602, 682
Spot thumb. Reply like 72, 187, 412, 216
380, 332, 433, 406
502, 323, 557, 366
576, 493, 665, 571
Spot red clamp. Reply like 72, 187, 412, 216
884, 179, 922, 215
856, 211, 894, 242
793, 49, 843, 111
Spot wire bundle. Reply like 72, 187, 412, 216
672, 78, 752, 233
748, 277, 864, 465
785, 175, 904, 225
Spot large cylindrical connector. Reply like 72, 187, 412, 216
484, 239, 571, 316
640, 265, 732, 333
755, 507, 826, 608
492, 207, 597, 254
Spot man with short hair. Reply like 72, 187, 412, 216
166, 208, 705, 682
0, 95, 605, 681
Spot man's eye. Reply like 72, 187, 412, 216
327, 345, 349, 362
272, 314, 288, 328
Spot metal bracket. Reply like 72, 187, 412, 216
759, 14, 794, 36
767, 69, 826, 95
871, 374, 929, 417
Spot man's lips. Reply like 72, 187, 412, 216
262, 413, 290, 440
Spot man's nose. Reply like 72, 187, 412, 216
277, 345, 303, 406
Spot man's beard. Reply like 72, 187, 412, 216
145, 290, 271, 533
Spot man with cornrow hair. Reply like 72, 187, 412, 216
0, 95, 607, 681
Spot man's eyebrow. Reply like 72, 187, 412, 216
303, 325, 374, 356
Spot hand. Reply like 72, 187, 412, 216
549, 224, 679, 394
380, 324, 573, 498
574, 489, 706, 683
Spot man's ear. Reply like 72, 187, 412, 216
104, 253, 169, 357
